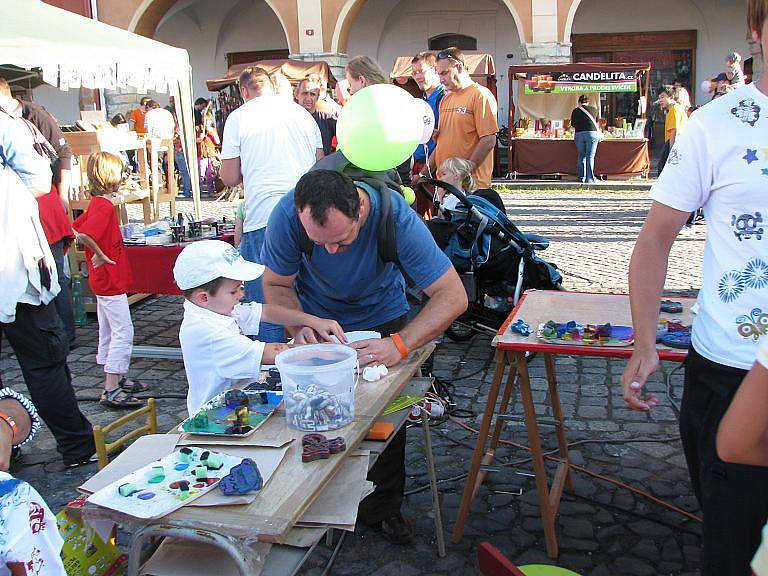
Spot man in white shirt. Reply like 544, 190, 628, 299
144, 100, 176, 140
621, 3, 768, 572
220, 67, 323, 343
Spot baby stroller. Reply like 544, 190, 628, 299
418, 178, 562, 341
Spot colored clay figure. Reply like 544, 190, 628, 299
191, 411, 209, 431
219, 458, 263, 495
235, 405, 249, 426
660, 299, 684, 313
511, 319, 532, 337
224, 389, 249, 409
118, 483, 137, 497
179, 447, 194, 463
148, 466, 165, 484
204, 452, 224, 470
194, 466, 208, 480
301, 433, 346, 462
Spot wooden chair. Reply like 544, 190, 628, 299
477, 543, 582, 576
93, 398, 158, 469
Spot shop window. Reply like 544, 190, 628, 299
429, 34, 477, 51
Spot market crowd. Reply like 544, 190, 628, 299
1, 0, 768, 573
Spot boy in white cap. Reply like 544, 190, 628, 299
173, 240, 345, 414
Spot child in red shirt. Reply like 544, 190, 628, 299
72, 152, 149, 408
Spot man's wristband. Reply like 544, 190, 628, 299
0, 412, 18, 445
391, 332, 409, 360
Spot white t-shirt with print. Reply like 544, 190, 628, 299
0, 472, 64, 576
650, 82, 768, 370
221, 95, 322, 233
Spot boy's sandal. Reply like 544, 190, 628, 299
100, 388, 143, 409
119, 377, 150, 393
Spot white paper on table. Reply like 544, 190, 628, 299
139, 539, 272, 576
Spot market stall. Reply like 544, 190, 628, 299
207, 59, 336, 126
0, 0, 202, 216
508, 62, 651, 178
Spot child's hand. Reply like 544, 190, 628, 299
306, 318, 347, 344
91, 254, 116, 268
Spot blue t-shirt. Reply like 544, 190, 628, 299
262, 182, 452, 331
413, 85, 445, 162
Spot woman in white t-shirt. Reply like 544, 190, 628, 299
621, 2, 768, 573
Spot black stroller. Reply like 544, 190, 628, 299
417, 178, 562, 341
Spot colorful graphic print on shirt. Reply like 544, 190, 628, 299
736, 308, 768, 341
730, 98, 762, 127
732, 211, 764, 241
718, 258, 768, 303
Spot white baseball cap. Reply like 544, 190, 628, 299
173, 240, 264, 290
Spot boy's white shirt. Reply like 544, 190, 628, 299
0, 472, 64, 576
179, 300, 265, 415
649, 82, 768, 370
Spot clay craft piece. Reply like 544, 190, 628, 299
537, 320, 634, 347
219, 458, 263, 496
660, 300, 684, 314
301, 433, 347, 463
181, 389, 283, 437
511, 319, 532, 337
657, 318, 692, 349
118, 483, 137, 497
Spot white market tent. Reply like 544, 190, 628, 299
0, 0, 202, 216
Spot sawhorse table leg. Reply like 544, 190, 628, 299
451, 351, 571, 559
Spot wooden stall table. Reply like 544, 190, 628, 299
78, 344, 442, 575
510, 137, 650, 179
451, 290, 693, 558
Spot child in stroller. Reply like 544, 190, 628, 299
417, 175, 561, 341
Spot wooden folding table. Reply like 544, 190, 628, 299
450, 290, 693, 558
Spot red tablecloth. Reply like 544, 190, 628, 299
125, 234, 234, 295
510, 138, 650, 177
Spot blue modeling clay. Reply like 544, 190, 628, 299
219, 458, 263, 496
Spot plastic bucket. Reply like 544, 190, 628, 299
275, 344, 358, 432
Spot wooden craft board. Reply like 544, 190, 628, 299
159, 344, 433, 542
494, 290, 694, 360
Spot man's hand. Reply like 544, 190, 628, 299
91, 253, 115, 268
620, 348, 660, 411
351, 337, 402, 367
411, 172, 425, 187
294, 327, 321, 344
0, 418, 12, 471
304, 318, 346, 343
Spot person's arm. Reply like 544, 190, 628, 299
619, 201, 690, 410
73, 230, 115, 268
412, 149, 437, 185
668, 128, 677, 149
234, 215, 244, 248
351, 268, 468, 366
717, 360, 768, 466
262, 304, 346, 343
220, 157, 242, 187
0, 388, 39, 470
468, 134, 496, 169
261, 268, 312, 338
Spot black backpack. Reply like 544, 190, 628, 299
298, 151, 405, 268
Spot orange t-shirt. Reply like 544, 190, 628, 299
129, 107, 146, 134
434, 83, 498, 188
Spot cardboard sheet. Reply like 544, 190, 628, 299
140, 540, 272, 576
79, 434, 290, 509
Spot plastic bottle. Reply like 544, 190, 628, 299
71, 274, 87, 326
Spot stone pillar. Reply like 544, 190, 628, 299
518, 42, 572, 64
289, 52, 349, 84
749, 37, 764, 82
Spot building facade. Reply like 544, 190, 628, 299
35, 0, 763, 128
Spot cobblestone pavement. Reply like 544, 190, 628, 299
3, 190, 707, 575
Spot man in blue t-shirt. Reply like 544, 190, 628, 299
262, 169, 467, 544
411, 52, 445, 217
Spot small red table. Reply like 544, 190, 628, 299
450, 290, 693, 558
124, 234, 234, 295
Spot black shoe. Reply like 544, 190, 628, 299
63, 452, 98, 469
373, 513, 414, 544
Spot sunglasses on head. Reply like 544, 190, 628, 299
436, 50, 464, 66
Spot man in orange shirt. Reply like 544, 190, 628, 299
128, 96, 150, 135
413, 47, 498, 189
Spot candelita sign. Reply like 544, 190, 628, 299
524, 69, 638, 94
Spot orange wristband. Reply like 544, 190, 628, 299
391, 333, 409, 360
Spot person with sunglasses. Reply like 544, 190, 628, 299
413, 47, 498, 191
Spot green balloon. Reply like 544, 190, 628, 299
337, 84, 422, 171
520, 565, 582, 576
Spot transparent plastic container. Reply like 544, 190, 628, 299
275, 344, 358, 432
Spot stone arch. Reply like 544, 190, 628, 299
332, 0, 528, 54
562, 0, 581, 43
128, 0, 296, 52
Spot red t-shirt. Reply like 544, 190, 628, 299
72, 195, 132, 296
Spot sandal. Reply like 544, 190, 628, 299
119, 377, 150, 393
100, 388, 143, 409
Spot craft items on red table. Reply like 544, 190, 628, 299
301, 433, 347, 463
657, 318, 692, 349
181, 389, 283, 437
660, 300, 684, 314
219, 458, 264, 496
88, 447, 244, 519
511, 319, 532, 337
537, 320, 634, 347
